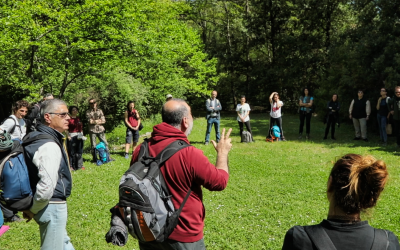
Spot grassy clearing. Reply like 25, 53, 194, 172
1, 113, 399, 250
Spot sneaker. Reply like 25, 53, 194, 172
281, 138, 286, 141
382, 142, 387, 147
363, 138, 369, 142
204, 141, 209, 145
331, 137, 336, 140
306, 134, 309, 139
353, 137, 361, 140
109, 158, 115, 162
124, 153, 129, 159
5, 215, 24, 223
298, 134, 302, 139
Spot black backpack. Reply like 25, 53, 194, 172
117, 139, 192, 242
303, 224, 389, 250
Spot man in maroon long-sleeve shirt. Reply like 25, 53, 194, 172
132, 99, 232, 250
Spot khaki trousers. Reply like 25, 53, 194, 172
352, 118, 367, 139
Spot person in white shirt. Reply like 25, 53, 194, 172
0, 100, 29, 140
236, 95, 254, 142
269, 92, 286, 141
0, 100, 29, 223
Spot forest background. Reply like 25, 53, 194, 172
1, 0, 400, 129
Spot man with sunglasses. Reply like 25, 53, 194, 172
22, 99, 75, 250
349, 89, 371, 142
389, 86, 400, 147
85, 98, 109, 162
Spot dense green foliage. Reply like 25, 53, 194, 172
1, 114, 399, 249
185, 0, 400, 112
0, 0, 218, 127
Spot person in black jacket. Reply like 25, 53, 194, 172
282, 154, 400, 250
323, 94, 340, 140
349, 90, 371, 142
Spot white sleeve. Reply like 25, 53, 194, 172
280, 101, 284, 106
30, 142, 62, 214
0, 118, 16, 133
236, 104, 240, 111
247, 104, 251, 111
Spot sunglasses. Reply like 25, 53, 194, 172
48, 112, 70, 118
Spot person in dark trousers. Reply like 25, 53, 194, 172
132, 99, 232, 250
204, 90, 222, 145
269, 92, 285, 141
298, 87, 314, 139
236, 95, 254, 142
389, 86, 400, 147
323, 94, 340, 140
85, 98, 109, 162
376, 88, 390, 146
124, 101, 141, 159
65, 106, 86, 170
349, 90, 371, 142
282, 154, 400, 250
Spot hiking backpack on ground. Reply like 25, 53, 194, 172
117, 139, 192, 242
241, 131, 252, 143
0, 132, 53, 211
95, 142, 111, 166
266, 126, 281, 142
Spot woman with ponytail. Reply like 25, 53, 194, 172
282, 154, 399, 250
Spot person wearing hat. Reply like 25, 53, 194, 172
166, 94, 173, 102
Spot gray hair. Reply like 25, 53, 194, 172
40, 99, 67, 123
161, 98, 189, 128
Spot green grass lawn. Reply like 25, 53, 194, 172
1, 113, 399, 250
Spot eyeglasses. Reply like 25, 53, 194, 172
396, 92, 400, 94
48, 112, 70, 118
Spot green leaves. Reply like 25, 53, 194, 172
0, 0, 216, 119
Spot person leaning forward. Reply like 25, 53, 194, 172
86, 98, 109, 162
204, 90, 222, 145
22, 99, 74, 250
132, 98, 232, 250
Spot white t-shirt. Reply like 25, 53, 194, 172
236, 103, 251, 122
0, 115, 27, 139
270, 101, 283, 118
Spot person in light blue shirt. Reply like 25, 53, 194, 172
298, 87, 314, 139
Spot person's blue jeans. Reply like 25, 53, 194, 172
377, 114, 388, 143
205, 117, 220, 142
33, 203, 74, 250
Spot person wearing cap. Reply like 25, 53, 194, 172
205, 90, 222, 145
166, 94, 173, 102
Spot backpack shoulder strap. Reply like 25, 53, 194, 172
304, 224, 337, 250
1, 117, 17, 135
155, 140, 191, 165
371, 229, 389, 250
